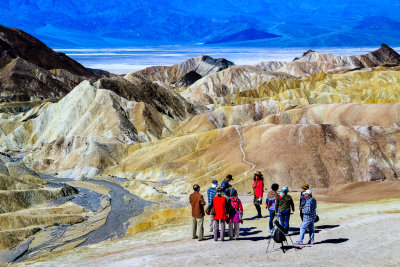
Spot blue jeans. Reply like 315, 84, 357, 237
268, 209, 275, 230
298, 216, 315, 243
280, 210, 290, 233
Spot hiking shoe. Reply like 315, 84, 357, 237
294, 241, 304, 245
192, 236, 198, 239
307, 241, 315, 245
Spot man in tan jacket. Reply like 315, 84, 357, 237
189, 184, 206, 241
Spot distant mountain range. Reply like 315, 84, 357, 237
1, 0, 400, 48
205, 29, 281, 44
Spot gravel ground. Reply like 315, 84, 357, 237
22, 195, 400, 267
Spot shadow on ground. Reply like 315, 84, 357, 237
316, 238, 349, 244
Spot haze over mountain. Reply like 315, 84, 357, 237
2, 0, 400, 47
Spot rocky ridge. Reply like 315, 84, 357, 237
0, 25, 111, 105
136, 55, 234, 87
278, 44, 400, 77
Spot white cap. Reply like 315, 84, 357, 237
304, 189, 312, 195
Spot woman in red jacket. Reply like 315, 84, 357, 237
212, 187, 228, 241
252, 171, 264, 219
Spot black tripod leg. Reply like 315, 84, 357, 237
287, 234, 299, 251
266, 236, 272, 253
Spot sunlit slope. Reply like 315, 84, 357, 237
108, 117, 400, 197
233, 67, 400, 105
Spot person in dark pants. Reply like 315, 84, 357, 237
275, 186, 294, 233
299, 184, 309, 221
266, 183, 279, 232
252, 171, 264, 219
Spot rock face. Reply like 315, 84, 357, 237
278, 44, 400, 77
0, 25, 96, 78
104, 74, 200, 120
234, 66, 400, 105
255, 61, 287, 72
136, 55, 234, 87
108, 102, 400, 196
0, 76, 203, 178
175, 71, 202, 87
0, 57, 76, 101
0, 25, 112, 103
181, 65, 292, 105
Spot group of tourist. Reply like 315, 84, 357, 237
189, 171, 317, 245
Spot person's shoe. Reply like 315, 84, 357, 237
229, 237, 233, 240
198, 238, 204, 241
234, 237, 239, 240
294, 241, 304, 245
192, 236, 198, 239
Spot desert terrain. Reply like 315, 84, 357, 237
1, 25, 400, 265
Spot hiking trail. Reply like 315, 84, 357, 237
233, 125, 256, 176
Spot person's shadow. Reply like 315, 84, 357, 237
240, 227, 263, 240
286, 225, 340, 236
315, 238, 349, 244
243, 215, 266, 221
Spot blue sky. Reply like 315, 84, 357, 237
1, 0, 400, 48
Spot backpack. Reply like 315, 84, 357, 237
230, 198, 243, 223
266, 198, 276, 211
273, 228, 286, 243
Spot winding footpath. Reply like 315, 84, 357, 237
233, 125, 256, 175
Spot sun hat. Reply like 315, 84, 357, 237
302, 184, 309, 190
304, 189, 312, 195
282, 186, 289, 192
254, 171, 263, 176
226, 174, 233, 180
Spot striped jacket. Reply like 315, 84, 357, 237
302, 197, 317, 221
